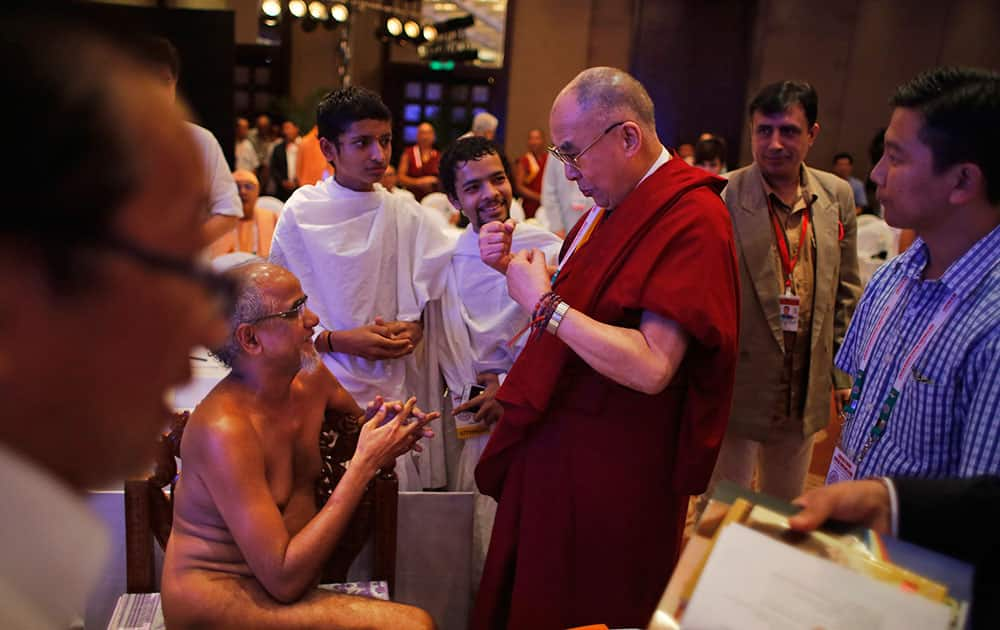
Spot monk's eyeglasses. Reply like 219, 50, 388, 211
547, 121, 627, 169
249, 296, 309, 324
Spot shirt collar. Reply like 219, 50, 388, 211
898, 223, 1000, 298
760, 163, 816, 211
637, 146, 671, 188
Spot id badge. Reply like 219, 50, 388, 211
825, 446, 857, 485
779, 292, 800, 332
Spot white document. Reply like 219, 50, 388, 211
682, 524, 951, 630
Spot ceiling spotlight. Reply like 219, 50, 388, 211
288, 0, 307, 18
386, 16, 403, 37
308, 1, 329, 21
261, 0, 282, 18
331, 3, 349, 22
422, 24, 438, 41
403, 20, 421, 39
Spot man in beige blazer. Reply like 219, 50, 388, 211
710, 81, 862, 501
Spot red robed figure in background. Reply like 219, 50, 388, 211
473, 158, 740, 629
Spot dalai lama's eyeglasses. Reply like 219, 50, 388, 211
547, 121, 627, 169
96, 236, 239, 318
248, 296, 309, 324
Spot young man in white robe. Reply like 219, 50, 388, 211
270, 86, 455, 490
435, 137, 563, 586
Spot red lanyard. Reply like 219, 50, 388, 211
767, 195, 810, 290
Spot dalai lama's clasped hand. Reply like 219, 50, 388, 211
506, 248, 556, 311
479, 218, 516, 274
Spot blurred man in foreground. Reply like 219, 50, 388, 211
0, 16, 232, 627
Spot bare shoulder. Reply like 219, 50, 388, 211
294, 363, 360, 413
183, 385, 262, 464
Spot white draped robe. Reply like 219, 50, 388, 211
435, 222, 562, 586
270, 177, 456, 490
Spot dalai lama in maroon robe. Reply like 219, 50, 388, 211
473, 67, 740, 630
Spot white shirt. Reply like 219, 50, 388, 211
0, 444, 109, 630
234, 138, 259, 172
540, 156, 595, 235
285, 139, 301, 182
856, 213, 899, 286
637, 146, 672, 189
187, 123, 241, 218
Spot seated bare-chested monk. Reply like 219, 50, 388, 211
161, 262, 436, 630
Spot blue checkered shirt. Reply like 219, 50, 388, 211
835, 223, 1000, 479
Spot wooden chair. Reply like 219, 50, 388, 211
124, 410, 398, 596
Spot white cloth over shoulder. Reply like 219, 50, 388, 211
187, 122, 241, 218
436, 221, 562, 587
270, 177, 455, 489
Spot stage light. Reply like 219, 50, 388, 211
261, 0, 281, 18
288, 0, 307, 18
386, 16, 403, 37
331, 3, 349, 22
308, 1, 329, 21
403, 20, 421, 39
422, 24, 438, 42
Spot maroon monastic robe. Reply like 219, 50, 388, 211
472, 158, 740, 629
402, 144, 440, 202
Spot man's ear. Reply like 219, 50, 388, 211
949, 162, 986, 206
621, 122, 643, 158
235, 323, 262, 356
807, 122, 821, 145
319, 137, 339, 164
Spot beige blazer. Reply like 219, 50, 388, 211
723, 163, 861, 440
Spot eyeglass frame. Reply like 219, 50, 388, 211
95, 235, 240, 318
247, 295, 309, 325
546, 120, 627, 169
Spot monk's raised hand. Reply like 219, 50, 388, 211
362, 395, 385, 421
357, 400, 429, 470
479, 218, 516, 274
506, 248, 553, 311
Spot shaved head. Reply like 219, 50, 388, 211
549, 67, 662, 209
212, 262, 290, 366
561, 67, 656, 130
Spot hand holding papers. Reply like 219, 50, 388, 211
683, 524, 952, 630
649, 483, 971, 630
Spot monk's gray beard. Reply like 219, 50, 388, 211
300, 344, 321, 373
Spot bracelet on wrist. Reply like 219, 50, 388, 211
546, 300, 571, 336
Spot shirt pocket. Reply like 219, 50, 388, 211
892, 358, 959, 469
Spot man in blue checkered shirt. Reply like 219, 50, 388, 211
833, 67, 1000, 481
